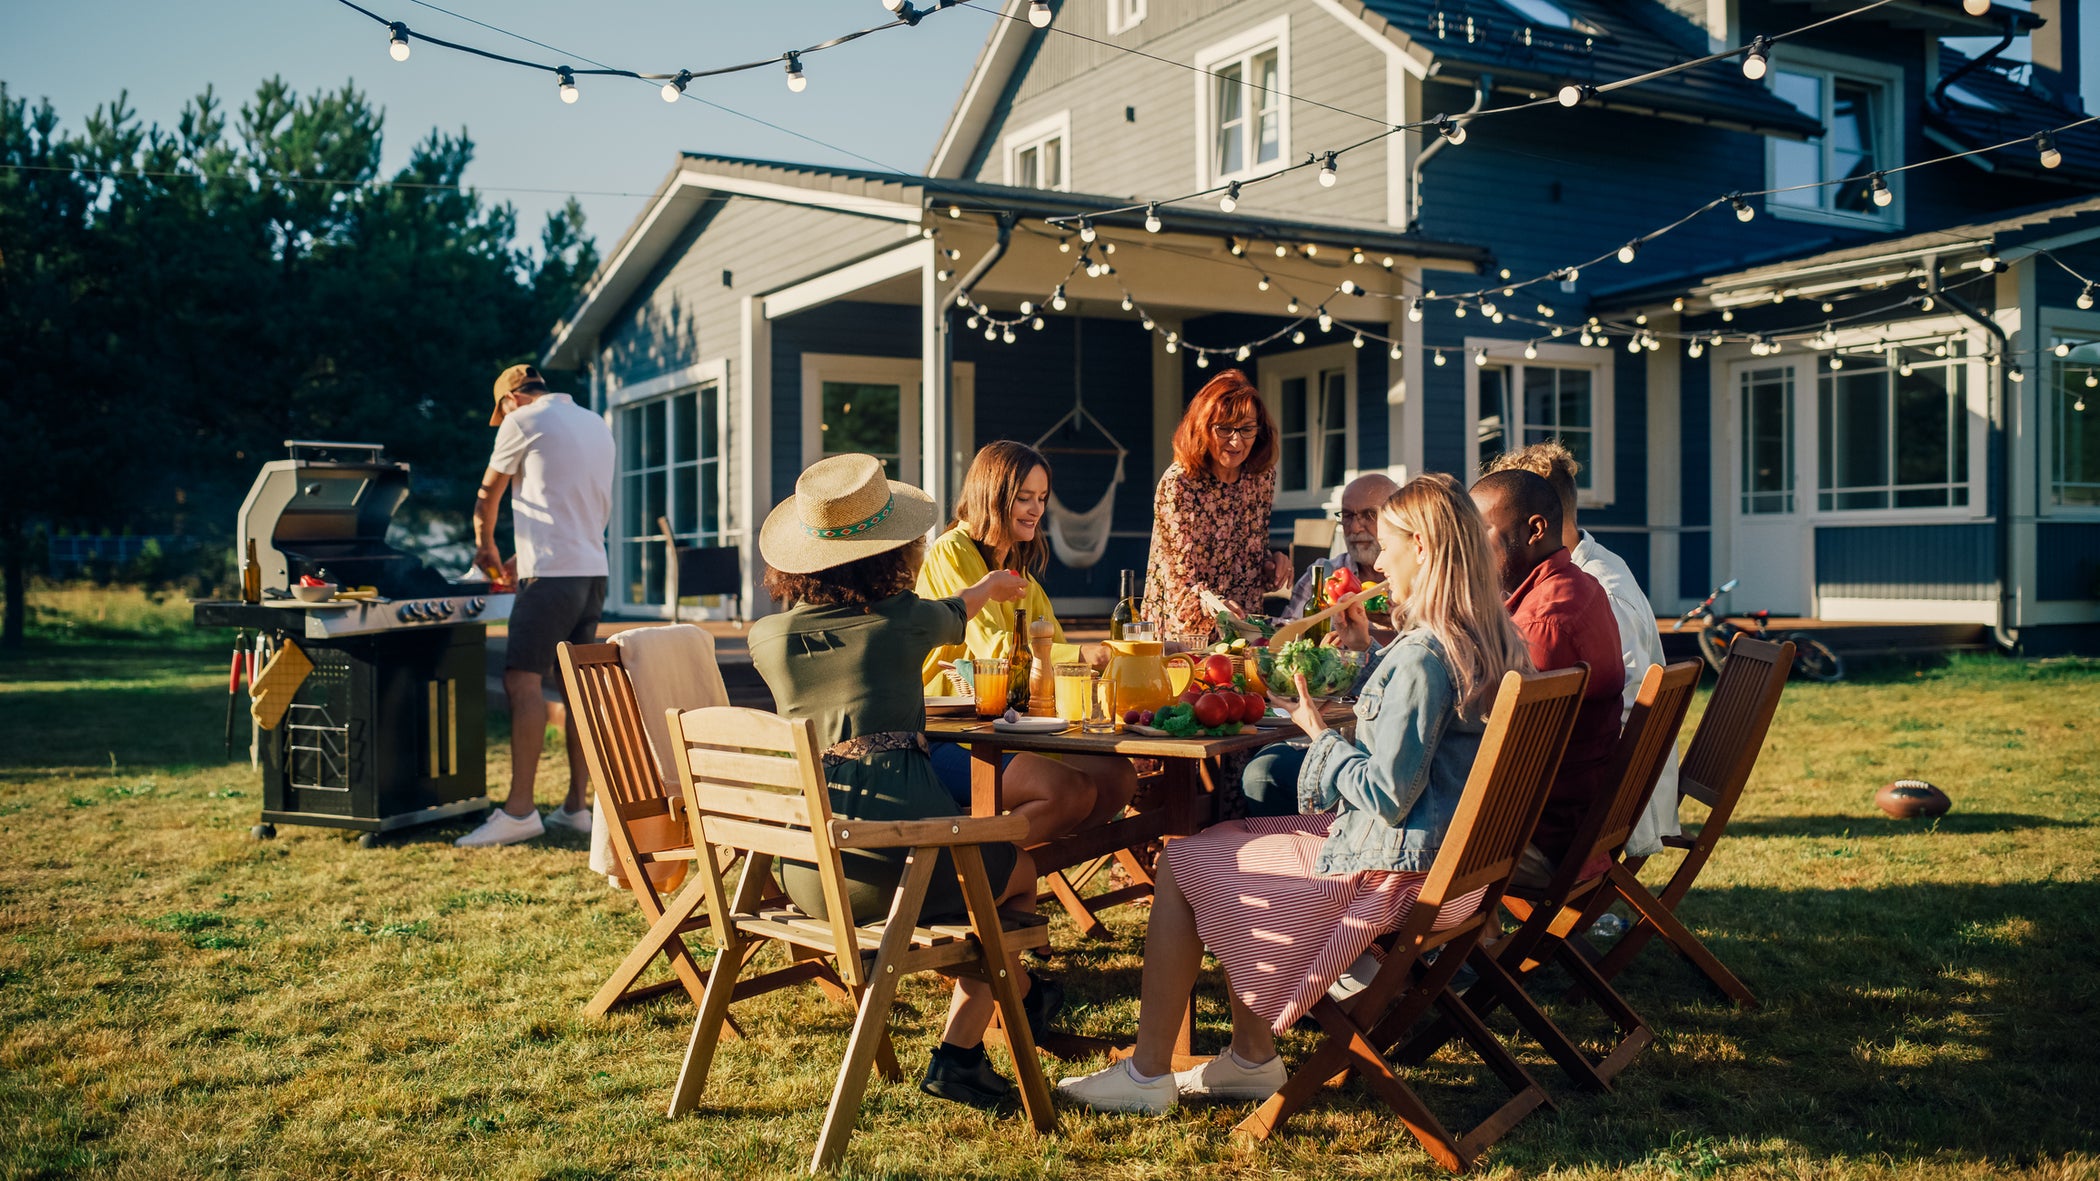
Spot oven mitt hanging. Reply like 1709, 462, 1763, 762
249, 640, 313, 731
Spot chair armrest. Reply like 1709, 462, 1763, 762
1660, 834, 1695, 849
828, 814, 1029, 850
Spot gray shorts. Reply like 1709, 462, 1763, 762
504, 575, 606, 679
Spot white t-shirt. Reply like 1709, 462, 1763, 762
1570, 530, 1681, 856
487, 393, 614, 579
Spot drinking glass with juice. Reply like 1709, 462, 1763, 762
1054, 662, 1093, 722
973, 658, 1011, 718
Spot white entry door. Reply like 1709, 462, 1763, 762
801, 355, 922, 482
1727, 361, 1811, 614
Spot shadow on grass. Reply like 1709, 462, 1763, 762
1721, 812, 2090, 839
0, 666, 230, 774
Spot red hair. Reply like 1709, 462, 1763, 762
1171, 369, 1277, 478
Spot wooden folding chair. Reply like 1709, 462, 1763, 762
1235, 665, 1589, 1173
1578, 636, 1794, 1009
663, 706, 1057, 1174
1399, 661, 1704, 1093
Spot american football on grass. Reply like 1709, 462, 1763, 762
1875, 779, 1951, 820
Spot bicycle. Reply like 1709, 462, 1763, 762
1673, 578, 1845, 683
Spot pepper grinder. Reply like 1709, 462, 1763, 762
1027, 617, 1057, 716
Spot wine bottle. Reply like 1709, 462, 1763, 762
1008, 607, 1033, 713
1305, 559, 1331, 644
1109, 569, 1138, 641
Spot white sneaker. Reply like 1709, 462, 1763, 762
1329, 951, 1384, 1001
1173, 1050, 1286, 1102
455, 808, 545, 847
1055, 1058, 1177, 1114
546, 805, 592, 835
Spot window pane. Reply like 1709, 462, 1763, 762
1253, 50, 1281, 165
1557, 369, 1591, 428
1042, 138, 1063, 189
1214, 62, 1244, 176
1827, 81, 1879, 213
644, 469, 666, 540
1280, 377, 1307, 433
2055, 343, 2100, 505
1477, 365, 1510, 473
1741, 368, 1793, 514
1321, 370, 1348, 487
1893, 364, 1953, 490
643, 399, 666, 468
622, 471, 645, 539
620, 406, 642, 461
672, 392, 695, 464
1015, 146, 1037, 189
1523, 366, 1559, 430
1278, 376, 1307, 491
821, 381, 903, 477
701, 385, 719, 458
1820, 371, 1889, 510
699, 459, 720, 537
1770, 71, 1824, 207
671, 460, 697, 534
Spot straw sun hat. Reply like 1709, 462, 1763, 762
759, 453, 938, 574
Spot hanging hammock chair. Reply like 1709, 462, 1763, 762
1033, 403, 1127, 570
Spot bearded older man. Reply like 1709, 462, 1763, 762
1282, 472, 1399, 621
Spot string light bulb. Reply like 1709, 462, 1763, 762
1077, 217, 1096, 244
1291, 329, 1306, 344
1341, 279, 1357, 295
1688, 340, 1704, 358
1407, 300, 1423, 322
1962, 0, 1990, 14
1473, 348, 1488, 366
1673, 297, 1687, 312
1557, 83, 1593, 108
1029, 0, 1053, 27
1165, 338, 1177, 354
2088, 373, 2099, 389
1433, 349, 1447, 366
388, 22, 412, 61
1220, 181, 1241, 213
1742, 35, 1770, 81
2035, 131, 2062, 170
1920, 295, 1936, 312
1353, 334, 1365, 350
1389, 343, 1402, 360
1121, 295, 1134, 311
2009, 363, 2025, 383
1562, 266, 1580, 285
1237, 345, 1251, 361
1435, 114, 1467, 145
1730, 193, 1755, 222
662, 69, 691, 102
1033, 316, 1046, 331
1195, 352, 1209, 368
1318, 307, 1333, 333
1003, 327, 1017, 344
1144, 203, 1162, 233
1256, 275, 1271, 292
1618, 241, 1640, 264
882, 0, 907, 9
1286, 298, 1300, 315
1318, 152, 1339, 187
1899, 360, 1914, 377
1352, 248, 1366, 265
1050, 285, 1067, 311
1978, 247, 2000, 274
1524, 343, 1539, 359
1829, 355, 1844, 370
1869, 172, 1892, 207
2079, 284, 2096, 310
557, 67, 579, 103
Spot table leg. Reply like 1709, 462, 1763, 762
968, 745, 1004, 818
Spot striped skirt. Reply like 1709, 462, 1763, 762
1163, 814, 1485, 1032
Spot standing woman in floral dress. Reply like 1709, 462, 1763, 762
1140, 369, 1279, 638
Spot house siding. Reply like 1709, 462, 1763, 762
976, 0, 1396, 226
2036, 523, 2100, 601
1814, 523, 1996, 600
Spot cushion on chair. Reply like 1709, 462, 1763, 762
588, 625, 732, 879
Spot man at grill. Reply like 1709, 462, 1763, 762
457, 364, 616, 848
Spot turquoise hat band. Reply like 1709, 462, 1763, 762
803, 493, 896, 539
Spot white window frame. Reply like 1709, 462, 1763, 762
2036, 309, 2100, 518
800, 354, 925, 483
1193, 16, 1292, 190
1763, 47, 1905, 231
1105, 0, 1146, 35
1463, 339, 1616, 507
1001, 110, 1072, 192
1804, 322, 1988, 523
606, 359, 731, 616
1261, 343, 1358, 510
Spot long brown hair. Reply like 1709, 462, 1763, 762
1171, 369, 1277, 478
1380, 473, 1533, 719
950, 441, 1052, 575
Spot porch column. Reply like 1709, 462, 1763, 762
920, 240, 950, 515
739, 294, 771, 617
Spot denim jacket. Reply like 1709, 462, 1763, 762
1297, 629, 1485, 875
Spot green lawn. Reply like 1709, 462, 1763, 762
3, 587, 2098, 1179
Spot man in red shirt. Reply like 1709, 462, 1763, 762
1470, 469, 1623, 885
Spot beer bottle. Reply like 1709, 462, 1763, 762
1008, 606, 1033, 713
241, 539, 262, 604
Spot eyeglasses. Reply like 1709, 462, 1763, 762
1210, 423, 1261, 441
1334, 509, 1381, 526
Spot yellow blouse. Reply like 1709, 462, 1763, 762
915, 526, 1066, 692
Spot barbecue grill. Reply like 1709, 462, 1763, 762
195, 441, 513, 844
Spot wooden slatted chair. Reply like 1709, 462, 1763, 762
559, 640, 829, 1021
1234, 665, 1589, 1173
1397, 661, 1704, 1093
1578, 636, 1795, 1009
662, 705, 1057, 1174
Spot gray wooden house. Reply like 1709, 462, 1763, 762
542, 0, 2100, 653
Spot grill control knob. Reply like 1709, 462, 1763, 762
436, 601, 455, 618
395, 604, 416, 622
465, 597, 487, 616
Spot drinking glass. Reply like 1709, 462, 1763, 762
1082, 674, 1120, 733
1054, 661, 1093, 723
972, 658, 1011, 718
1122, 620, 1158, 644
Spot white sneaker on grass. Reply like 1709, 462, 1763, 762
1055, 1058, 1177, 1114
545, 805, 592, 835
455, 808, 545, 847
1173, 1050, 1286, 1102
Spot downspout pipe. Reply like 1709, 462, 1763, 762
1409, 75, 1491, 232
951, 210, 1015, 312
1931, 264, 2020, 653
1931, 10, 2016, 114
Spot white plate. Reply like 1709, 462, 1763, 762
991, 717, 1069, 735
1254, 710, 1294, 728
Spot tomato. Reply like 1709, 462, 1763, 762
1180, 687, 1204, 705
1243, 692, 1268, 723
298, 575, 328, 587
1202, 654, 1236, 688
1192, 692, 1231, 728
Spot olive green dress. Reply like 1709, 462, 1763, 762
747, 591, 1020, 924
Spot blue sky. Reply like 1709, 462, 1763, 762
3, 0, 994, 249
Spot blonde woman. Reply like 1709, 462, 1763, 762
1056, 473, 1534, 1113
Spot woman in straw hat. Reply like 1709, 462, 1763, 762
748, 453, 1052, 1110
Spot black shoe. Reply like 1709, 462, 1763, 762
1020, 970, 1066, 1044
921, 1043, 1015, 1111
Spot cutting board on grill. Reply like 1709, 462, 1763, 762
250, 640, 314, 731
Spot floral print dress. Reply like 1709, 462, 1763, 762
1140, 459, 1277, 639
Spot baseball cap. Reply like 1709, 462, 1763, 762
490, 364, 549, 425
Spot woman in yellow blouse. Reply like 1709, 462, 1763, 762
917, 441, 1138, 838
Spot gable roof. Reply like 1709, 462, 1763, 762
1927, 47, 2100, 186
544, 151, 1490, 368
